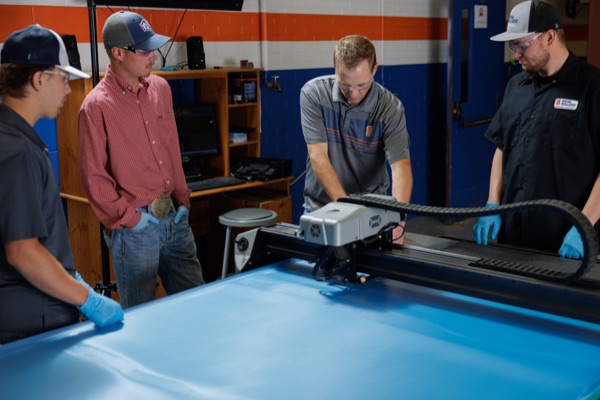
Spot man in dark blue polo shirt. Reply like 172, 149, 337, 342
0, 25, 123, 344
473, 1, 600, 259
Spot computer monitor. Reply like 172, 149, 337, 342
174, 104, 220, 158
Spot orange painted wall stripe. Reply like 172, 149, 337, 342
0, 5, 261, 42
0, 5, 449, 43
264, 14, 447, 41
382, 15, 447, 41
0, 5, 90, 41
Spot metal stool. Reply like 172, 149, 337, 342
219, 208, 278, 279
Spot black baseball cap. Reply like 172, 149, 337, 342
1, 24, 89, 79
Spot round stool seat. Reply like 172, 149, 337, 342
219, 208, 278, 228
219, 208, 278, 279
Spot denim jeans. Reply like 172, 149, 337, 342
104, 209, 205, 308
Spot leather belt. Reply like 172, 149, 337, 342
148, 194, 173, 217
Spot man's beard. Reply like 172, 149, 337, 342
520, 50, 550, 74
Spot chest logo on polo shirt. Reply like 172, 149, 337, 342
365, 125, 373, 138
554, 98, 578, 111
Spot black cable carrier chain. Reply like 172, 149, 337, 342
339, 195, 599, 283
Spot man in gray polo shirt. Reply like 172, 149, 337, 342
300, 35, 413, 243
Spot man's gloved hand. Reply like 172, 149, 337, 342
75, 272, 92, 290
174, 205, 189, 224
78, 289, 124, 328
473, 203, 502, 245
132, 212, 158, 230
558, 226, 584, 259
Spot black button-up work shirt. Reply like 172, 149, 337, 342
485, 52, 600, 251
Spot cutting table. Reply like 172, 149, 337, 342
1, 197, 599, 399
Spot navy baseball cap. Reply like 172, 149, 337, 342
490, 0, 562, 42
102, 11, 170, 50
0, 24, 89, 79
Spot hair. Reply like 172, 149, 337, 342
554, 28, 566, 45
0, 63, 47, 98
333, 35, 377, 71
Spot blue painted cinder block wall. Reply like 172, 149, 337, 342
33, 118, 60, 187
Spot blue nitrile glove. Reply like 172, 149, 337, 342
558, 226, 584, 259
75, 272, 92, 290
78, 289, 124, 328
473, 203, 502, 245
132, 212, 159, 230
174, 205, 189, 224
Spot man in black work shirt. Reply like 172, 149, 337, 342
473, 0, 600, 258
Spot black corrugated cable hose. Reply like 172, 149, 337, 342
339, 195, 598, 283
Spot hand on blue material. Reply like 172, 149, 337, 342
78, 289, 124, 328
473, 203, 502, 246
174, 205, 189, 224
558, 226, 584, 259
132, 212, 159, 230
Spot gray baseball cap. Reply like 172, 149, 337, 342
102, 11, 170, 50
490, 0, 562, 42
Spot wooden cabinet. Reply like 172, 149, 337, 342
56, 68, 291, 288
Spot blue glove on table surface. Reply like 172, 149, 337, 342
473, 203, 502, 246
558, 226, 584, 259
78, 289, 124, 328
174, 205, 189, 224
132, 212, 159, 230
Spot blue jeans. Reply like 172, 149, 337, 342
104, 209, 205, 308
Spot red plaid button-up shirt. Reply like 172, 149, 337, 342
79, 66, 190, 230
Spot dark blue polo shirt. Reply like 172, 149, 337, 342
0, 104, 78, 336
485, 52, 600, 251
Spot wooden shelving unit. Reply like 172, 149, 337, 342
154, 68, 262, 177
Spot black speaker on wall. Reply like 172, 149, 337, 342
186, 36, 206, 70
61, 34, 82, 70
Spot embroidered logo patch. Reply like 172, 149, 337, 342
554, 98, 578, 110
365, 125, 373, 138
139, 19, 153, 33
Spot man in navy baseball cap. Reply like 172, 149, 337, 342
102, 11, 170, 51
78, 10, 206, 309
